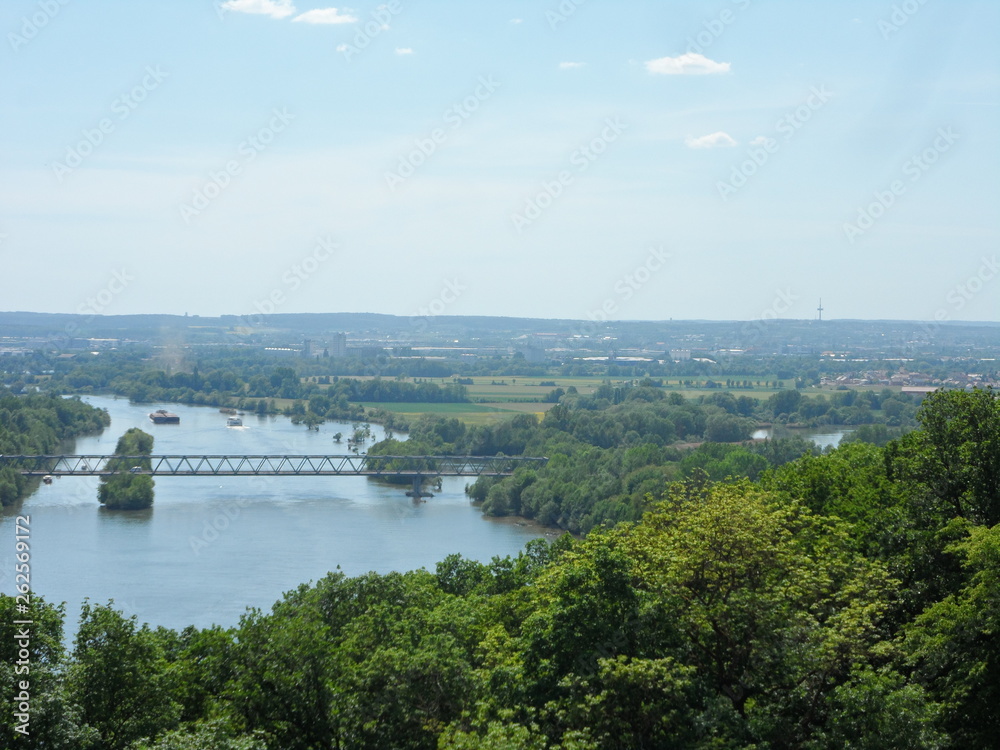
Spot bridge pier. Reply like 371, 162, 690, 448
404, 475, 433, 500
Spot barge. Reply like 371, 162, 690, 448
149, 409, 180, 424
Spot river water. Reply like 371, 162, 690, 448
751, 427, 854, 450
0, 396, 548, 633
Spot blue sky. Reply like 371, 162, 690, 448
1, 0, 997, 323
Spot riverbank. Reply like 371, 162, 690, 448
0, 395, 546, 632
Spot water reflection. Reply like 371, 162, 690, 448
751, 426, 854, 449
0, 395, 547, 633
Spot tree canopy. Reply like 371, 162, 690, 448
2, 387, 997, 748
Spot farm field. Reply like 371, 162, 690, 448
301, 375, 897, 426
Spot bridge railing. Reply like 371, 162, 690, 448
0, 455, 548, 477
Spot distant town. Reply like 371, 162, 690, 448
1, 311, 997, 394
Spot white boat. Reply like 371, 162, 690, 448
226, 416, 243, 427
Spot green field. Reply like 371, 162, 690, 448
305, 375, 897, 427
358, 401, 553, 426
462, 376, 602, 402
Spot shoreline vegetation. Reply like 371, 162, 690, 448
1, 387, 997, 748
2, 355, 998, 747
15, 346, 930, 430
96, 428, 155, 510
5, 368, 921, 532
0, 392, 110, 507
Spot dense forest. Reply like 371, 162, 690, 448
386, 384, 920, 533
0, 392, 109, 506
2, 388, 997, 748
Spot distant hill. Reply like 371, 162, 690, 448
1, 311, 998, 353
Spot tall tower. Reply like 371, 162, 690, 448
817, 299, 824, 322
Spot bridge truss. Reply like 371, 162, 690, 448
0, 454, 547, 479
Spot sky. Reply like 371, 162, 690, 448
1, 0, 998, 324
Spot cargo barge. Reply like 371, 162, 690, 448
149, 409, 180, 424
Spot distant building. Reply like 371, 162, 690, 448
669, 349, 692, 361
347, 346, 385, 360
302, 334, 348, 358
263, 347, 299, 358
330, 332, 347, 358
518, 344, 549, 363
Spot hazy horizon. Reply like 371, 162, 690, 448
2, 1, 997, 323
4, 309, 1000, 328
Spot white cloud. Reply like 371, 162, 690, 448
221, 0, 296, 19
645, 53, 730, 75
293, 7, 358, 24
750, 136, 768, 146
686, 132, 737, 149
509, 18, 523, 24
395, 47, 413, 55
559, 61, 585, 69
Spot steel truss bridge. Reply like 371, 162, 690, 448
0, 454, 547, 497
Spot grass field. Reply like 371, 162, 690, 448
358, 401, 552, 426
299, 375, 894, 427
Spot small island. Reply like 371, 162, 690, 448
98, 427, 155, 510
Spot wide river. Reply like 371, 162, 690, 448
0, 396, 549, 632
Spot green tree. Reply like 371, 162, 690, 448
613, 482, 932, 747
0, 595, 99, 749
130, 720, 267, 750
226, 605, 335, 750
906, 523, 1000, 748
98, 428, 155, 510
886, 388, 1000, 526
68, 601, 181, 750
703, 413, 755, 442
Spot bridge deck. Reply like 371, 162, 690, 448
0, 455, 547, 478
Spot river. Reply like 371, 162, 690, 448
751, 427, 854, 450
0, 396, 549, 633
